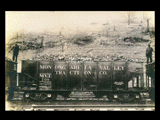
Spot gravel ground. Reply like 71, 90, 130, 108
5, 100, 155, 111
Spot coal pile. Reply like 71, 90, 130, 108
93, 54, 144, 62
30, 53, 94, 62
30, 53, 145, 62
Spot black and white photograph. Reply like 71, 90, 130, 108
5, 11, 155, 111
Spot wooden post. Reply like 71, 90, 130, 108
81, 61, 84, 91
17, 73, 19, 87
148, 77, 151, 87
132, 78, 134, 88
141, 73, 144, 88
36, 61, 39, 91
148, 76, 149, 87
139, 75, 141, 87
151, 77, 153, 88
137, 75, 139, 88
146, 75, 148, 88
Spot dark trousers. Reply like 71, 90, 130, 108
12, 54, 18, 62
147, 55, 152, 64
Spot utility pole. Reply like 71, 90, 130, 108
106, 28, 110, 38
143, 12, 151, 33
126, 12, 136, 25
128, 12, 131, 25
113, 24, 116, 31
141, 26, 144, 40
16, 32, 18, 43
60, 36, 64, 52
146, 19, 150, 32
59, 27, 64, 52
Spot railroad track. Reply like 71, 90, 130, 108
7, 104, 155, 111
7, 93, 154, 111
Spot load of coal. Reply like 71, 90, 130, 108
30, 53, 145, 62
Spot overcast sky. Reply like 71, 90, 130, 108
5, 11, 155, 42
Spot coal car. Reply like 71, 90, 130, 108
16, 60, 154, 102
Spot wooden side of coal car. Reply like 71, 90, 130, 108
20, 60, 146, 92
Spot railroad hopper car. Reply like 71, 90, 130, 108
19, 60, 149, 101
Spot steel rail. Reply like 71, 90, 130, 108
31, 104, 155, 111
31, 104, 154, 107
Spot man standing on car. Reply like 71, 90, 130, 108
146, 43, 153, 64
9, 43, 19, 62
